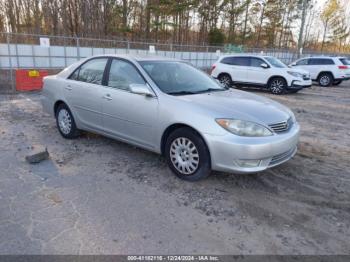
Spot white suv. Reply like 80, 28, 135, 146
211, 55, 312, 94
290, 56, 350, 87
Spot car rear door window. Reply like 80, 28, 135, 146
309, 58, 335, 65
231, 57, 250, 66
107, 59, 146, 91
220, 57, 250, 66
221, 57, 234, 65
70, 58, 108, 85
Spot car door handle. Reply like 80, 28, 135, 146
65, 85, 72, 91
103, 94, 112, 101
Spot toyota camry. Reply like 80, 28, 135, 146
42, 55, 300, 181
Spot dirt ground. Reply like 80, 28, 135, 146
0, 83, 349, 255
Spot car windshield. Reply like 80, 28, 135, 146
264, 57, 287, 68
139, 61, 226, 95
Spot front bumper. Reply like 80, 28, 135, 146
203, 123, 300, 173
288, 79, 312, 89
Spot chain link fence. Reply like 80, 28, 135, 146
1, 32, 349, 92
0, 32, 225, 70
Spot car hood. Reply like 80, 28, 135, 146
287, 68, 309, 75
176, 89, 293, 125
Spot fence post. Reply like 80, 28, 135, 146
31, 44, 36, 68
64, 37, 67, 67
15, 40, 20, 69
48, 40, 52, 68
6, 33, 14, 91
127, 41, 130, 53
76, 36, 80, 60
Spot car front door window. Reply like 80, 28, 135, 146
108, 59, 146, 91
250, 58, 265, 67
296, 59, 309, 66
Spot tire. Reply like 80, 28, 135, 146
288, 89, 300, 94
218, 74, 233, 88
333, 80, 342, 86
318, 73, 333, 87
165, 127, 211, 181
268, 77, 287, 95
55, 103, 80, 139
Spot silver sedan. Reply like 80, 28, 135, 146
42, 55, 300, 181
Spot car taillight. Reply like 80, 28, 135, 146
338, 65, 348, 69
210, 65, 216, 74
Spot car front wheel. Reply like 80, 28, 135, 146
269, 77, 287, 94
55, 103, 80, 139
165, 128, 211, 181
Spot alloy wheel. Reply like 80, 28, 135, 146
270, 79, 284, 94
219, 75, 231, 88
320, 75, 330, 86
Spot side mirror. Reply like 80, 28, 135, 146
129, 84, 154, 97
260, 63, 269, 69
290, 62, 297, 66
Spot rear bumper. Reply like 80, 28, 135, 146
335, 77, 350, 81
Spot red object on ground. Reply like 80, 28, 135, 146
16, 69, 48, 91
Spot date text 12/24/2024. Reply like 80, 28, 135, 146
127, 256, 219, 261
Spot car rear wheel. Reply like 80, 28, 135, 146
318, 73, 333, 87
269, 77, 287, 95
165, 128, 211, 181
55, 103, 80, 139
218, 74, 233, 88
333, 80, 342, 86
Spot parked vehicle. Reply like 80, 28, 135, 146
210, 54, 312, 94
290, 56, 350, 87
42, 55, 300, 181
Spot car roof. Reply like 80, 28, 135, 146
300, 56, 346, 59
220, 54, 267, 59
56, 54, 183, 79
85, 54, 182, 62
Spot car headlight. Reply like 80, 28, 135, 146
290, 112, 296, 124
216, 119, 273, 137
287, 71, 303, 78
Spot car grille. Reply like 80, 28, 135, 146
269, 147, 296, 166
268, 118, 293, 133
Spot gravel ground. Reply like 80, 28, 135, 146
0, 83, 349, 255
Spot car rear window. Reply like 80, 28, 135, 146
339, 58, 350, 65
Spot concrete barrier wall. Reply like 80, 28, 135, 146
0, 43, 219, 69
